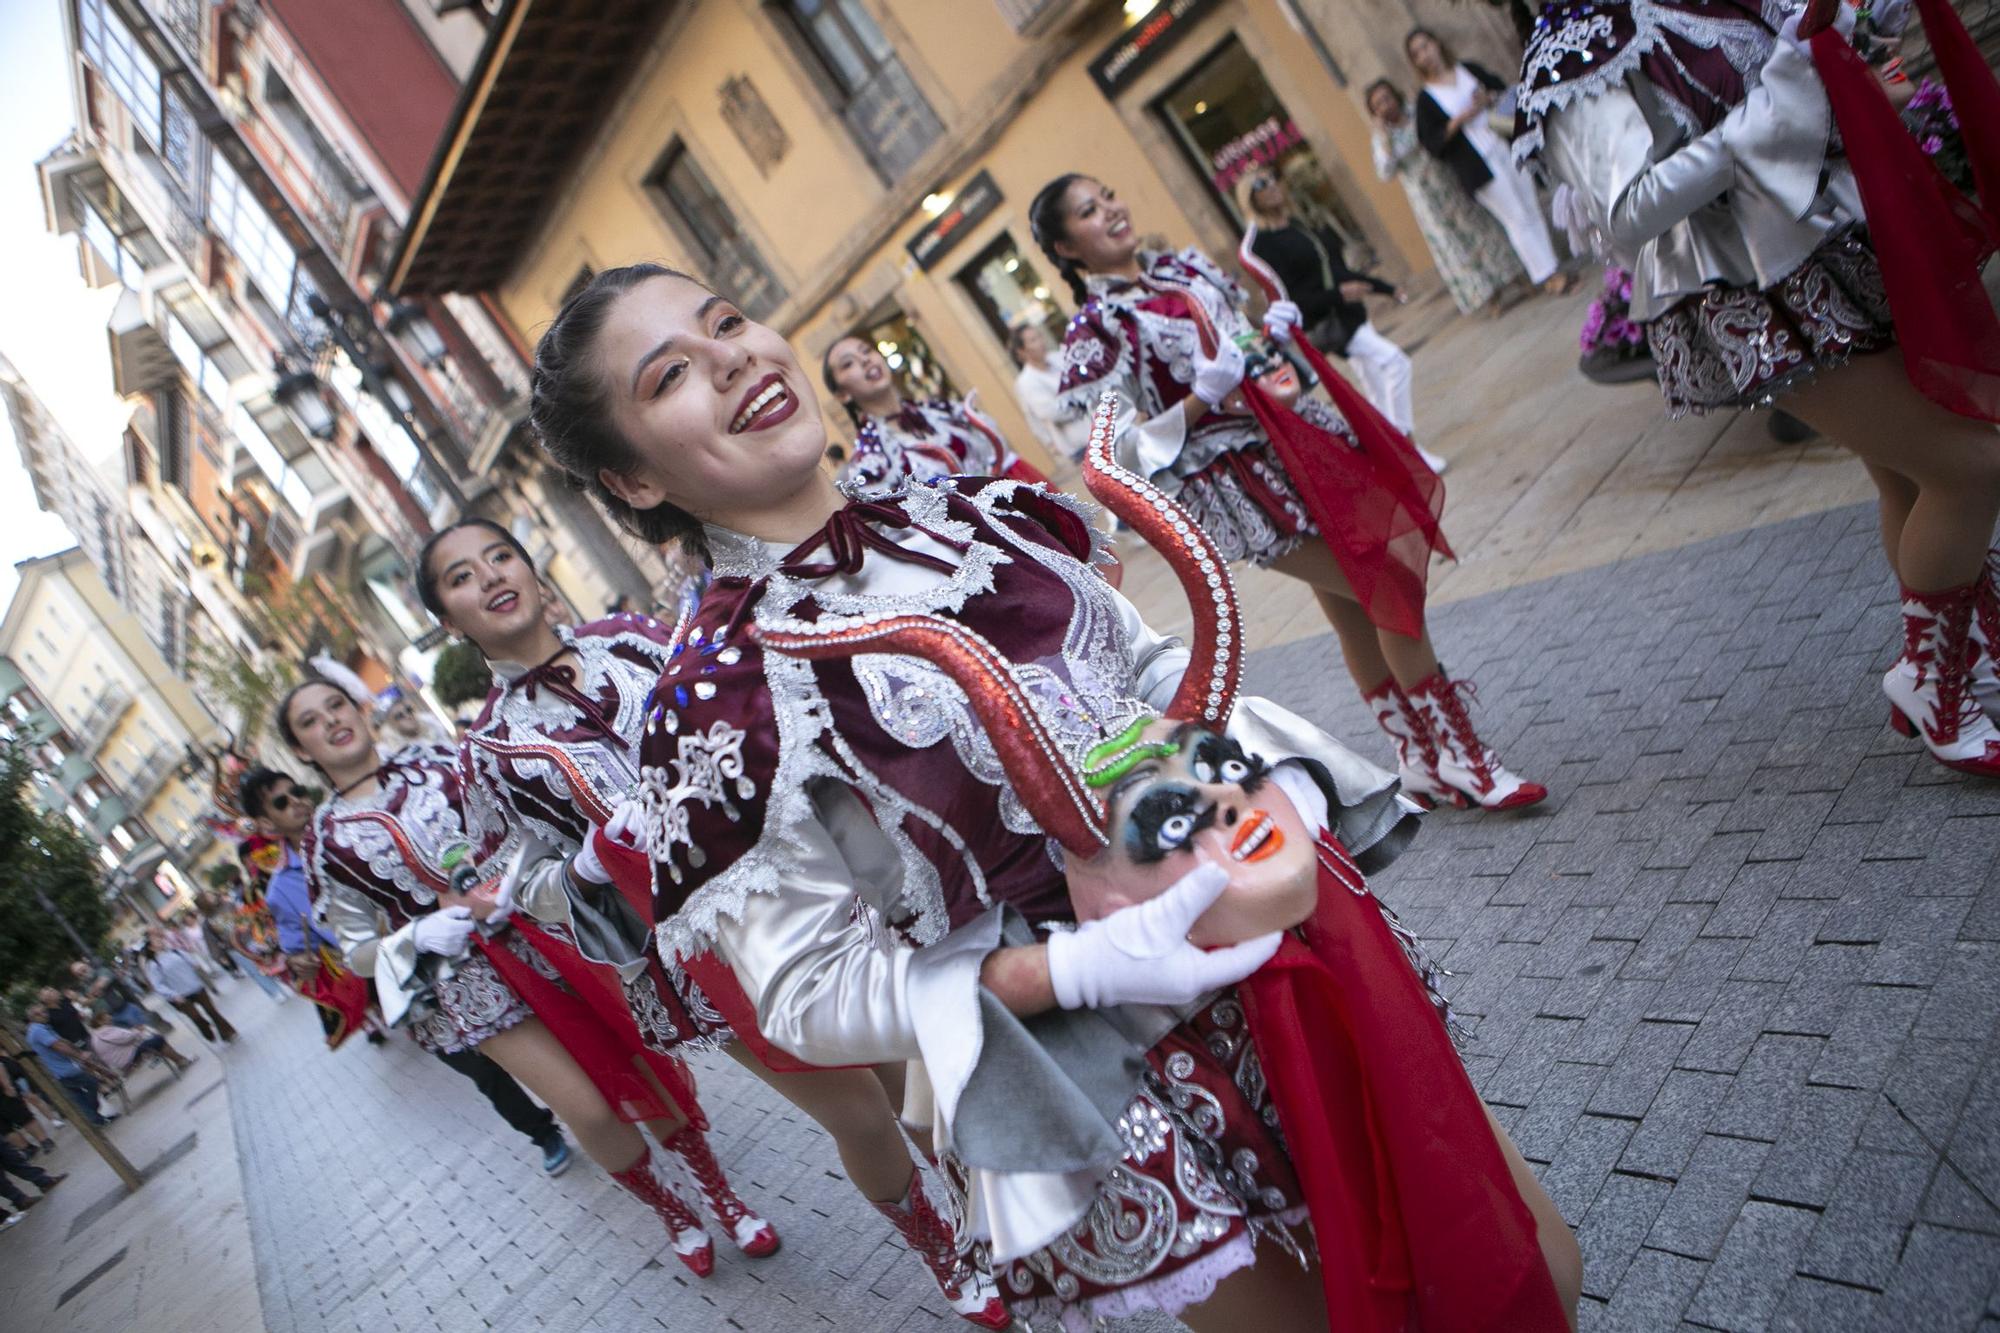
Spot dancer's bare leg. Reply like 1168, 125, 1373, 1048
1273, 543, 1442, 687
1860, 461, 1918, 581
723, 1041, 914, 1200
635, 1058, 691, 1143
1483, 1102, 1583, 1330
479, 1018, 648, 1170
1784, 353, 2000, 590
1179, 1251, 1330, 1333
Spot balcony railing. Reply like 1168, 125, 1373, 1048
76, 688, 133, 753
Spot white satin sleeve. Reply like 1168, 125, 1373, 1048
1108, 585, 1191, 712
1106, 393, 1192, 487
319, 880, 429, 1026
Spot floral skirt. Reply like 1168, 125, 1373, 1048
407, 933, 548, 1055
993, 996, 1309, 1331
1646, 229, 1895, 417
1173, 433, 1320, 568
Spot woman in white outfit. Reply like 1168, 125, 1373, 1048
1007, 324, 1092, 466
1408, 28, 1577, 297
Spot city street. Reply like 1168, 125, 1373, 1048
3, 288, 1995, 1333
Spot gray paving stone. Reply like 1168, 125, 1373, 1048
1868, 1225, 2000, 1332
1769, 1274, 1881, 1331
1798, 1148, 1933, 1290
1753, 1085, 1877, 1210
1603, 1247, 1708, 1330
1683, 1200, 1820, 1331
1576, 1173, 1674, 1300
1648, 1135, 1773, 1260
1588, 1021, 1693, 1121
1621, 1070, 1738, 1181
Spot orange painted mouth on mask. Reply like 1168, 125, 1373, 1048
1230, 811, 1284, 863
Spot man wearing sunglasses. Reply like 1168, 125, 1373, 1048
238, 766, 575, 1176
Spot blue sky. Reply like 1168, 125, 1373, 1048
0, 0, 136, 607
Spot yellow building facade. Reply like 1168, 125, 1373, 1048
397, 0, 1522, 479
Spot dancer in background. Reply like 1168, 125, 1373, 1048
287, 680, 776, 1275
1035, 173, 1546, 811
1237, 170, 1448, 475
1513, 0, 2000, 777
1408, 28, 1577, 297
823, 334, 1046, 495
426, 510, 1009, 1327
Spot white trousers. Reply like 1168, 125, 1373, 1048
1347, 321, 1415, 435
1475, 156, 1560, 284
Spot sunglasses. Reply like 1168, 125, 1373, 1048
268, 791, 295, 813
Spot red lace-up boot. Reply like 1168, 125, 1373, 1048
1971, 550, 2000, 720
610, 1147, 715, 1276
873, 1173, 1010, 1329
662, 1124, 780, 1258
1405, 672, 1548, 810
1883, 582, 2000, 778
1362, 675, 1453, 809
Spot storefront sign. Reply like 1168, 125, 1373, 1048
906, 170, 1003, 271
1088, 0, 1221, 97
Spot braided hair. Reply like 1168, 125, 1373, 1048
1028, 173, 1091, 305
529, 262, 710, 561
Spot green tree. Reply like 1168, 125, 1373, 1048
430, 639, 494, 710
189, 637, 299, 750
0, 744, 113, 992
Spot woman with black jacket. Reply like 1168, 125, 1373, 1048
1238, 172, 1446, 475
1407, 28, 1575, 295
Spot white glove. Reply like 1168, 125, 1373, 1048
1261, 300, 1303, 344
412, 906, 477, 958
1191, 337, 1248, 408
1046, 863, 1283, 1010
569, 834, 611, 886
569, 802, 645, 887
484, 876, 515, 929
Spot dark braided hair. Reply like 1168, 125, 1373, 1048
529, 262, 710, 560
820, 334, 871, 427
1028, 173, 1091, 305
414, 516, 535, 620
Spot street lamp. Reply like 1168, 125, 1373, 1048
275, 357, 337, 440
384, 300, 448, 367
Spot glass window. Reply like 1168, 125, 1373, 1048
230, 403, 313, 517
779, 0, 940, 182
207, 153, 297, 308
645, 144, 786, 320
165, 313, 233, 413
81, 0, 164, 144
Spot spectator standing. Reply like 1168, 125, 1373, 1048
1407, 28, 1576, 296
1368, 78, 1523, 315
23, 1003, 115, 1126
0, 1137, 66, 1229
1008, 324, 1092, 464
141, 932, 238, 1044
0, 1051, 58, 1156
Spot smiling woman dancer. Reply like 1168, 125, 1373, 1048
822, 335, 1046, 496
517, 261, 1580, 1330
282, 679, 770, 1276
426, 523, 1009, 1326
1031, 173, 1545, 812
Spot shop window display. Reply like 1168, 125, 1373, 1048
954, 231, 1065, 350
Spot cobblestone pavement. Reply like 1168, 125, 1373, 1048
205, 499, 1998, 1333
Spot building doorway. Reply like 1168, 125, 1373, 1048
1152, 36, 1371, 263
954, 231, 1065, 351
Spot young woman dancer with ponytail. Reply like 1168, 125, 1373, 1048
425, 525, 1009, 1321
1029, 173, 1546, 811
515, 262, 1579, 1331
282, 678, 774, 1276
821, 335, 1046, 496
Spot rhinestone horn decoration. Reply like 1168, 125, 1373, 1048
751, 613, 1110, 856
1079, 389, 1242, 727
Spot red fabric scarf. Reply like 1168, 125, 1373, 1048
1241, 335, 1452, 639
473, 920, 704, 1128
298, 947, 372, 1049
1810, 0, 2000, 421
1236, 838, 1567, 1331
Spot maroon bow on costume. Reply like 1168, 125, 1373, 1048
778, 499, 965, 579
1806, 0, 2000, 421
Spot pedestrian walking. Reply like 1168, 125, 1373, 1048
285, 680, 777, 1277
22, 1004, 115, 1127
0, 1136, 66, 1226
1408, 28, 1576, 297
1237, 171, 1447, 475
1368, 78, 1523, 315
0, 1052, 58, 1157
1034, 173, 1547, 811
141, 932, 238, 1044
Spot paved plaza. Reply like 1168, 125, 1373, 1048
3, 287, 1996, 1332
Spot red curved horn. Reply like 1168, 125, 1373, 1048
1237, 224, 1290, 307
1078, 393, 1242, 727
752, 614, 1109, 855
